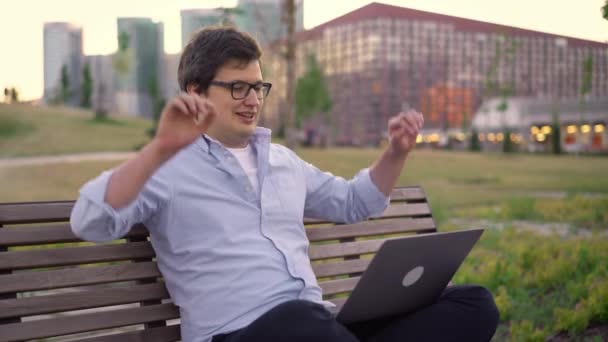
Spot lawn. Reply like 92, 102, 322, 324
0, 103, 151, 157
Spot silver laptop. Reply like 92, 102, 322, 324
331, 228, 484, 324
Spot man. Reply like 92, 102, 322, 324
71, 26, 498, 342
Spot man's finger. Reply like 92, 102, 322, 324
172, 98, 189, 116
194, 96, 207, 116
195, 101, 217, 127
179, 94, 197, 115
388, 116, 403, 132
402, 114, 418, 137
416, 113, 424, 130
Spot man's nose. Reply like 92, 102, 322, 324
243, 88, 260, 105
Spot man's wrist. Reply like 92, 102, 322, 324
386, 144, 409, 161
147, 139, 177, 165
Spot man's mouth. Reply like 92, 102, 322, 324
236, 111, 255, 119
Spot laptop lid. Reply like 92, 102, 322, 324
334, 228, 484, 324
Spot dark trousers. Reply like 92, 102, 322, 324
212, 285, 500, 342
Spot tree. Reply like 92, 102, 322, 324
470, 128, 481, 151
295, 55, 331, 126
295, 55, 332, 146
581, 56, 593, 98
483, 34, 518, 153
578, 55, 593, 151
3, 88, 8, 103
283, 0, 297, 148
81, 63, 93, 108
146, 76, 166, 138
113, 31, 131, 76
551, 106, 562, 155
602, 0, 608, 20
94, 82, 108, 120
9, 87, 19, 103
60, 64, 70, 104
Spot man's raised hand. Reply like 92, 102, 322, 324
154, 93, 217, 156
387, 110, 424, 156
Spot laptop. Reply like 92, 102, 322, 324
330, 228, 484, 324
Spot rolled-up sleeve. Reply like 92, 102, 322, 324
301, 159, 390, 223
70, 170, 172, 242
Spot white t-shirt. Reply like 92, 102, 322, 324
226, 144, 259, 195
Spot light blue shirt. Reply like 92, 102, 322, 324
70, 127, 389, 342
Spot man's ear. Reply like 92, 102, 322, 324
186, 83, 199, 95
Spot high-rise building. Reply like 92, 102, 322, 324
114, 18, 165, 118
266, 2, 608, 145
181, 1, 304, 48
43, 22, 83, 105
181, 9, 222, 47
236, 0, 303, 46
163, 53, 181, 99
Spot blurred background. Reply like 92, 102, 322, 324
1, 1, 607, 340
1, 0, 607, 152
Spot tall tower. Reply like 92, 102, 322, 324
43, 22, 83, 105
236, 0, 304, 46
114, 18, 164, 118
180, 9, 222, 48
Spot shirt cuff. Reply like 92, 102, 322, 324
78, 170, 139, 225
355, 168, 391, 217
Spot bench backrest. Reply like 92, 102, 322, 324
0, 186, 436, 342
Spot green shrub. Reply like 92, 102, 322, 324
535, 195, 608, 229
509, 320, 548, 341
453, 228, 608, 338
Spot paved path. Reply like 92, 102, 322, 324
0, 152, 136, 168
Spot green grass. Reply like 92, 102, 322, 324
0, 103, 151, 157
298, 148, 608, 223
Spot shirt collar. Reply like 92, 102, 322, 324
196, 126, 272, 154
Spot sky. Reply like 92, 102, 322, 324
1, 0, 607, 101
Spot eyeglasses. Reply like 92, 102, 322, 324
210, 80, 272, 100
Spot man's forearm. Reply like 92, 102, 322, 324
105, 140, 173, 209
369, 146, 408, 197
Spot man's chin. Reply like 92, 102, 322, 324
237, 126, 257, 139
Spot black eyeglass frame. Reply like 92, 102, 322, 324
210, 80, 272, 100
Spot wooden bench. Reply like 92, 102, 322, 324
0, 186, 436, 342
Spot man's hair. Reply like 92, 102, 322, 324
178, 26, 262, 94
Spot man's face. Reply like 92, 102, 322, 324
203, 59, 264, 148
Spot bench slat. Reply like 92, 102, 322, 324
0, 187, 422, 226
0, 241, 155, 271
0, 282, 170, 319
0, 303, 179, 342
0, 201, 74, 225
380, 202, 431, 218
0, 223, 149, 247
309, 239, 386, 260
306, 217, 435, 242
304, 202, 431, 225
0, 262, 161, 294
0, 217, 434, 248
389, 187, 426, 201
319, 276, 360, 296
312, 258, 371, 278
75, 324, 181, 342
